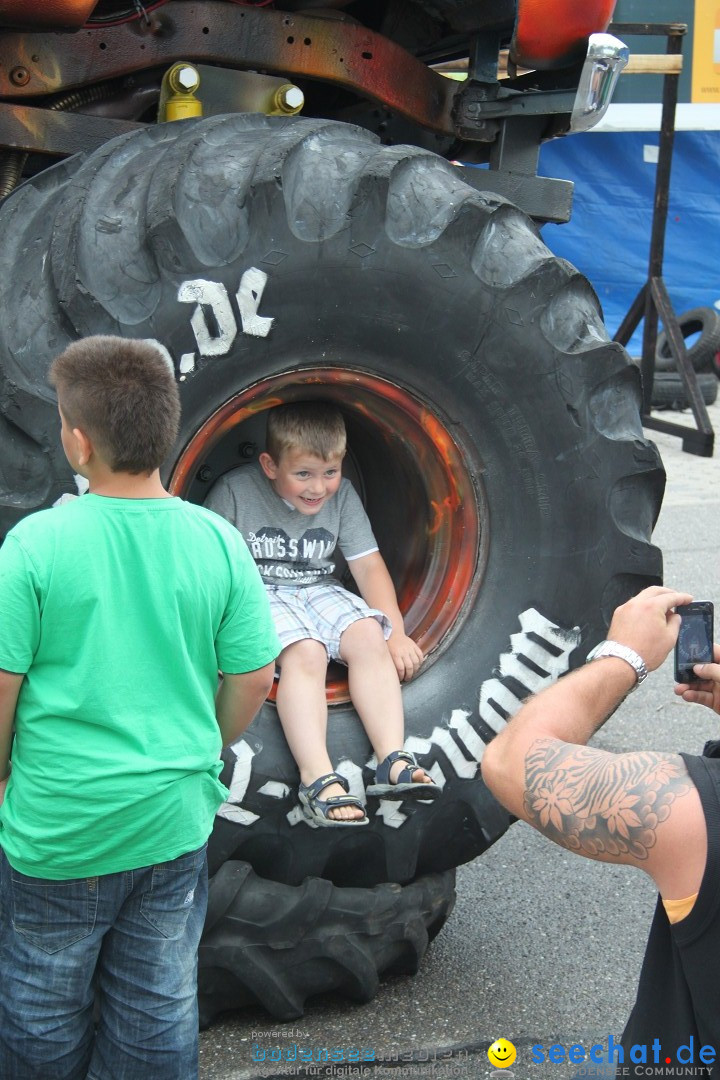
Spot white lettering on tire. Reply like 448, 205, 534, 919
178, 279, 238, 357
479, 608, 581, 735
172, 269, 274, 376
216, 607, 580, 829
236, 267, 274, 338
218, 740, 260, 826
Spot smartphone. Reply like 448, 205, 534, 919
675, 602, 714, 683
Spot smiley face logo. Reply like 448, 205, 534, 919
488, 1038, 517, 1069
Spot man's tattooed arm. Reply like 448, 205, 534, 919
523, 739, 691, 863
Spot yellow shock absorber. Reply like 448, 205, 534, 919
158, 63, 202, 122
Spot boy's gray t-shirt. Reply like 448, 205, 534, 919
205, 465, 379, 586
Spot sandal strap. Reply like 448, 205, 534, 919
299, 781, 367, 823
321, 795, 363, 808
375, 749, 418, 785
301, 771, 349, 801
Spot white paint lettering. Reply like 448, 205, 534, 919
236, 267, 274, 338
479, 608, 580, 734
177, 279, 238, 361
449, 709, 486, 764
216, 740, 260, 826
151, 268, 277, 378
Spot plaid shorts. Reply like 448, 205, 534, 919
266, 582, 392, 662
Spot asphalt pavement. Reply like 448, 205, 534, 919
199, 398, 720, 1080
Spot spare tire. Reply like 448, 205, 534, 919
0, 114, 663, 891
655, 306, 720, 372
650, 371, 718, 411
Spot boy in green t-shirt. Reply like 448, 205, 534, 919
0, 336, 279, 1080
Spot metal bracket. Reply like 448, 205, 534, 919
0, 101, 143, 158
455, 114, 573, 225
455, 162, 573, 224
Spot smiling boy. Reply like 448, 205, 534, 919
205, 401, 439, 825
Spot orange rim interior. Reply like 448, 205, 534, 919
170, 368, 482, 704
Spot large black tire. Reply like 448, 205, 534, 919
655, 307, 720, 373
0, 115, 663, 895
198, 862, 455, 1025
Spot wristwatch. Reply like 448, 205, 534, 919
586, 640, 649, 687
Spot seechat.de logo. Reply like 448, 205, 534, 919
533, 1034, 717, 1073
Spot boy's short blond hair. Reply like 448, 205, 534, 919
266, 402, 346, 463
49, 336, 181, 474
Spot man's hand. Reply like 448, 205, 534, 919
675, 642, 720, 713
387, 633, 424, 682
0, 775, 7, 808
607, 585, 693, 673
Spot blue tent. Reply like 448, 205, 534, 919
537, 130, 720, 353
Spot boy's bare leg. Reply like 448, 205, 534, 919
275, 639, 364, 821
339, 619, 433, 786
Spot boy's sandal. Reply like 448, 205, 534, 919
298, 772, 369, 827
366, 750, 441, 801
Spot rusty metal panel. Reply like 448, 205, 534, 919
0, 1, 98, 29
0, 3, 458, 136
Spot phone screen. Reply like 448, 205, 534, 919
675, 602, 714, 683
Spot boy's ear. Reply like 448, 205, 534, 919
72, 426, 94, 468
258, 452, 278, 480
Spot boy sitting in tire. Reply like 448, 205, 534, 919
205, 401, 439, 825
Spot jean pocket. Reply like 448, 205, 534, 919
11, 871, 98, 954
140, 844, 207, 940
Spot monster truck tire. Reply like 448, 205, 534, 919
654, 307, 720, 372
0, 114, 664, 893
198, 862, 455, 1024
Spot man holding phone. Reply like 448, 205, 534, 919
482, 586, 720, 1077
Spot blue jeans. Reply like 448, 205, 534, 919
0, 844, 207, 1080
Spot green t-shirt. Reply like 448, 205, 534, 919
0, 494, 280, 879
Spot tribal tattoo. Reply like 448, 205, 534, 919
523, 739, 691, 862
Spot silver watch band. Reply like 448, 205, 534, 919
585, 639, 649, 686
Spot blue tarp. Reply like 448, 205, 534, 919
536, 130, 720, 354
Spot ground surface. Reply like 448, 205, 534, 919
199, 399, 720, 1080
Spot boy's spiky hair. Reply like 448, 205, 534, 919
49, 336, 180, 474
266, 402, 346, 462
